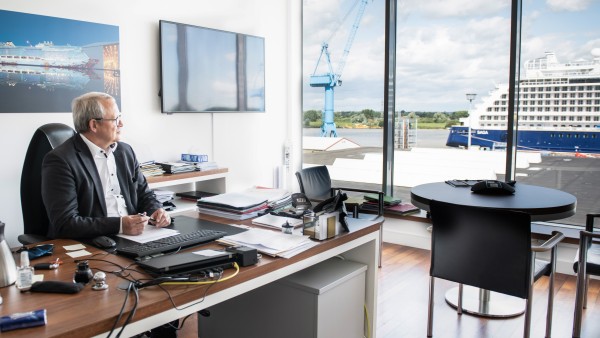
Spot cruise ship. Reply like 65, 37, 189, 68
0, 41, 94, 68
446, 51, 600, 154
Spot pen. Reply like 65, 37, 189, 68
138, 213, 155, 221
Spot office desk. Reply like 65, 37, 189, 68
411, 182, 577, 317
0, 212, 380, 338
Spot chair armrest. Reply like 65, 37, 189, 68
331, 187, 384, 215
18, 234, 50, 246
580, 230, 600, 240
585, 214, 600, 232
532, 231, 565, 253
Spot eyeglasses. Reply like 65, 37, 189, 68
94, 115, 122, 126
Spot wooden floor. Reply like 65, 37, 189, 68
179, 243, 600, 338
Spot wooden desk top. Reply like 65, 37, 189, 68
411, 182, 577, 222
0, 212, 380, 338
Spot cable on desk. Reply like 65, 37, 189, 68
81, 257, 140, 283
106, 281, 139, 338
160, 262, 240, 285
155, 262, 240, 312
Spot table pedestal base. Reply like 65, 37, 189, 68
445, 285, 525, 318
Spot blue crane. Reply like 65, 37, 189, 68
310, 0, 369, 137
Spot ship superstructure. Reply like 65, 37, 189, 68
447, 51, 600, 153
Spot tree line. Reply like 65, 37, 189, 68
303, 109, 469, 129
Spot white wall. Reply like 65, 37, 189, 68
0, 0, 303, 246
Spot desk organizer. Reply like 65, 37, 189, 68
302, 211, 342, 240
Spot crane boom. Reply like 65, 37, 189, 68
336, 0, 367, 82
309, 0, 369, 137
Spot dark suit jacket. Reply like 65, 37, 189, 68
41, 134, 162, 239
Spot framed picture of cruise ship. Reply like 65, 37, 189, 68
0, 10, 120, 113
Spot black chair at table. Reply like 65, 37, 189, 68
295, 165, 384, 215
19, 123, 75, 245
572, 213, 600, 338
295, 165, 385, 266
427, 200, 564, 338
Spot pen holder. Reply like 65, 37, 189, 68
302, 211, 341, 241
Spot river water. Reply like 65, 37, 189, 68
303, 128, 450, 148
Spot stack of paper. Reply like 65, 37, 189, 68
251, 213, 303, 230
245, 186, 292, 210
218, 227, 317, 258
196, 162, 219, 171
157, 161, 197, 174
196, 192, 268, 220
140, 161, 165, 177
153, 190, 175, 204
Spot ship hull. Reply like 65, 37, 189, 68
447, 126, 600, 154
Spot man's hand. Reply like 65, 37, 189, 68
150, 208, 171, 227
122, 214, 149, 235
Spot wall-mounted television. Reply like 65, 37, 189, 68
159, 20, 265, 113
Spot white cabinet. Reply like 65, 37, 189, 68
146, 168, 228, 214
198, 258, 367, 338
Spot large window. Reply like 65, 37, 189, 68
302, 0, 385, 191
302, 0, 599, 226
515, 0, 600, 226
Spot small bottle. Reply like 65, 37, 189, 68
74, 260, 93, 284
16, 251, 34, 291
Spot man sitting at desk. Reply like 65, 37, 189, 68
42, 92, 178, 337
41, 92, 171, 239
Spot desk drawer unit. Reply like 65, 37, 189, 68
198, 258, 367, 338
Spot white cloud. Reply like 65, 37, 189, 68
403, 0, 509, 18
303, 0, 600, 112
546, 0, 594, 12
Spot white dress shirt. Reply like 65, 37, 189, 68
80, 134, 127, 232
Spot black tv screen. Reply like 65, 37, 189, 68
159, 20, 265, 113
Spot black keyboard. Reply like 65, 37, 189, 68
117, 229, 228, 258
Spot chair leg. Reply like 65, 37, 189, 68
523, 298, 532, 338
457, 283, 463, 315
427, 276, 435, 337
573, 273, 587, 337
378, 224, 383, 268
545, 248, 558, 338
524, 255, 535, 338
572, 242, 589, 338
583, 275, 589, 309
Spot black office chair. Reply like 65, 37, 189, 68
572, 213, 600, 337
295, 165, 385, 266
427, 200, 564, 338
19, 123, 75, 245
295, 165, 384, 212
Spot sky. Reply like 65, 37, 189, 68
302, 0, 600, 113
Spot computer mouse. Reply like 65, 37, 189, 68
92, 235, 116, 249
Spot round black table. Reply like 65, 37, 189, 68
411, 182, 577, 318
411, 182, 576, 222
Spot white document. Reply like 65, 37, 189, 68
116, 224, 179, 243
251, 213, 303, 229
219, 227, 312, 256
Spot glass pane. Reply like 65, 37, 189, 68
392, 1, 511, 203
516, 1, 600, 226
302, 0, 385, 195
